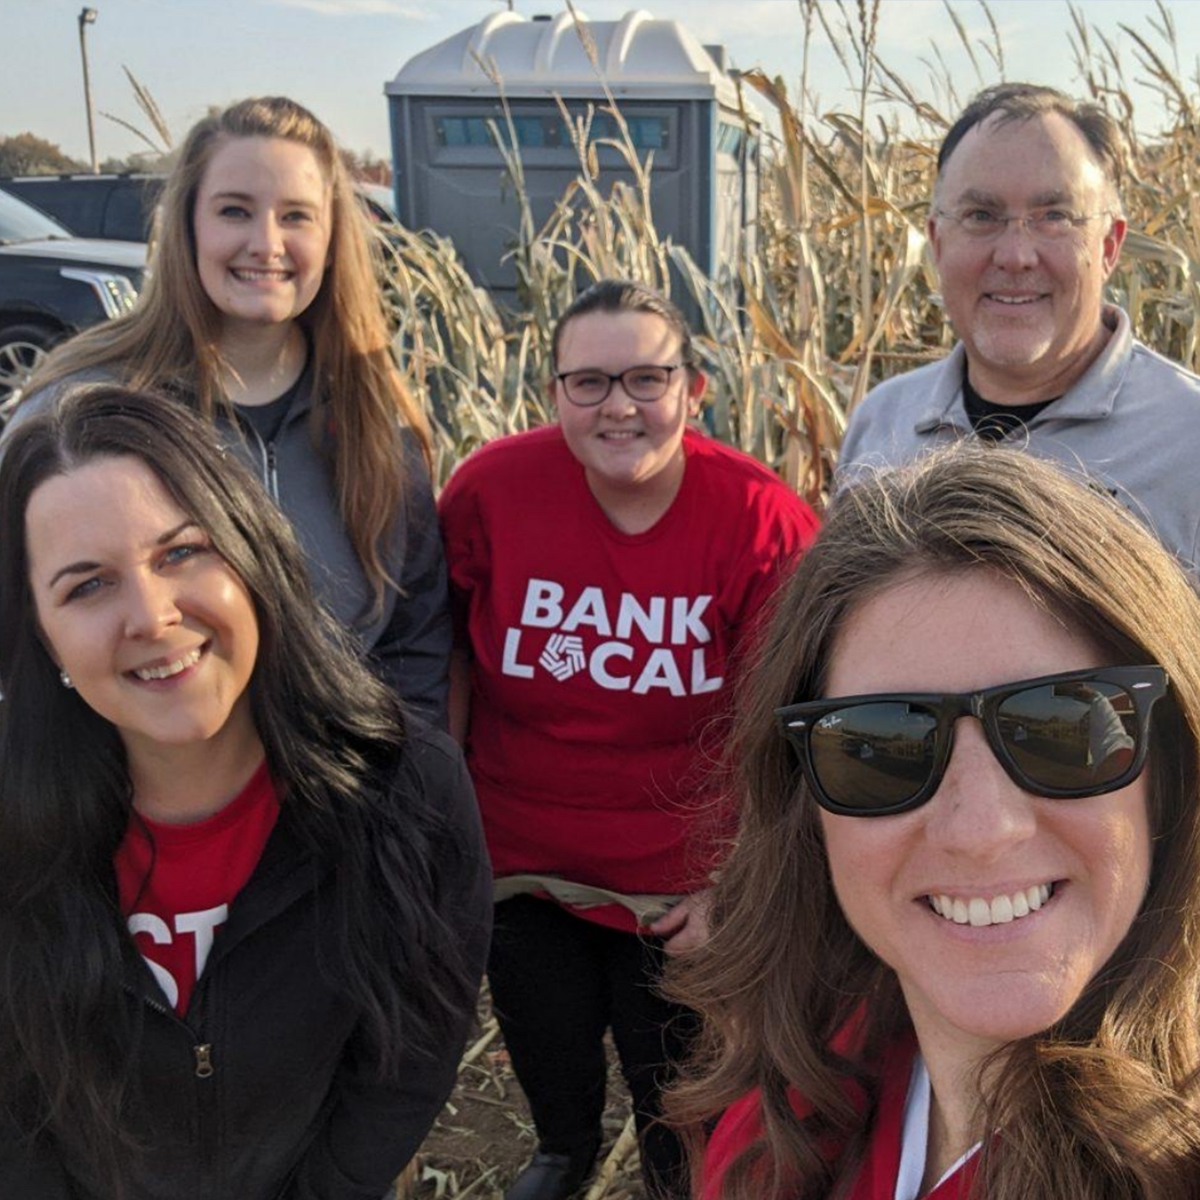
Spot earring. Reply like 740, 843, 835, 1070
59, 670, 74, 690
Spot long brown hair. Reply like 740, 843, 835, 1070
667, 446, 1200, 1200
28, 96, 429, 608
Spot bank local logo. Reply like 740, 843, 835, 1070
539, 634, 587, 680
503, 578, 725, 697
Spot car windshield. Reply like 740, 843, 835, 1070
0, 189, 72, 243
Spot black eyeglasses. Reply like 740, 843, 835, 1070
554, 364, 683, 407
776, 666, 1168, 817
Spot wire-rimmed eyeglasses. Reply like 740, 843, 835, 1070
554, 364, 684, 407
934, 207, 1113, 242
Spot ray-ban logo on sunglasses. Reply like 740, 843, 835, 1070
776, 666, 1169, 817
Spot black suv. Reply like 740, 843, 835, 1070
0, 189, 144, 416
0, 173, 164, 242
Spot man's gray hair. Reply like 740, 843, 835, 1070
937, 83, 1125, 200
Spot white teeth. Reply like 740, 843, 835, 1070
133, 648, 201, 681
929, 883, 1055, 928
233, 268, 290, 281
990, 294, 1041, 305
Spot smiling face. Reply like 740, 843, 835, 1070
818, 569, 1151, 1056
929, 111, 1126, 401
192, 134, 332, 337
552, 309, 706, 511
26, 455, 261, 771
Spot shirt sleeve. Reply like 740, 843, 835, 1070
832, 382, 898, 496
437, 456, 488, 650
369, 430, 453, 727
725, 488, 821, 673
693, 484, 821, 860
281, 733, 491, 1200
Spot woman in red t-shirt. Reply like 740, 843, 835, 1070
441, 279, 819, 1200
0, 386, 489, 1199
666, 447, 1200, 1200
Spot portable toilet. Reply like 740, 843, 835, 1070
384, 9, 762, 305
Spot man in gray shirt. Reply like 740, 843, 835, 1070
838, 83, 1200, 572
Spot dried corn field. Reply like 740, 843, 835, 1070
384, 0, 1200, 516
385, 3, 1200, 1196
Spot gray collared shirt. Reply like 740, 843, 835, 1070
836, 305, 1200, 574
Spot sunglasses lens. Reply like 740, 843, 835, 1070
996, 680, 1139, 793
809, 701, 939, 811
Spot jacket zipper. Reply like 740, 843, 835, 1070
265, 441, 279, 500
189, 979, 219, 1197
125, 985, 213, 1069
194, 1043, 215, 1078
236, 415, 281, 502
123, 981, 219, 1193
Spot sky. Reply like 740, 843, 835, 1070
5, 0, 1200, 165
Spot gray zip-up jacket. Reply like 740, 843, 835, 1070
837, 305, 1200, 574
7, 365, 451, 722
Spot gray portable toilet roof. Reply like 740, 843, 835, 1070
385, 8, 758, 114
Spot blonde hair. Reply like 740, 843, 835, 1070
30, 96, 428, 608
668, 447, 1200, 1199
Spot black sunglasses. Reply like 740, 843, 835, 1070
776, 665, 1168, 817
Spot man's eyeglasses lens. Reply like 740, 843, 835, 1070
940, 208, 1102, 242
559, 365, 678, 406
779, 669, 1162, 815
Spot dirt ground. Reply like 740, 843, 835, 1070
397, 989, 646, 1200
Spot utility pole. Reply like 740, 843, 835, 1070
78, 8, 98, 173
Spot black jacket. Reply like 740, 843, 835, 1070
0, 726, 492, 1199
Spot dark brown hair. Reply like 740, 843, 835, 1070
551, 278, 699, 372
667, 446, 1200, 1200
937, 83, 1125, 194
0, 387, 472, 1197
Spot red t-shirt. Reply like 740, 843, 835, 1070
440, 426, 819, 930
114, 761, 280, 1016
703, 1035, 979, 1200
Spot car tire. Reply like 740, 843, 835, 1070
0, 321, 62, 419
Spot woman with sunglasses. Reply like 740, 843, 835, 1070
0, 387, 490, 1199
439, 279, 819, 1200
668, 446, 1200, 1199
